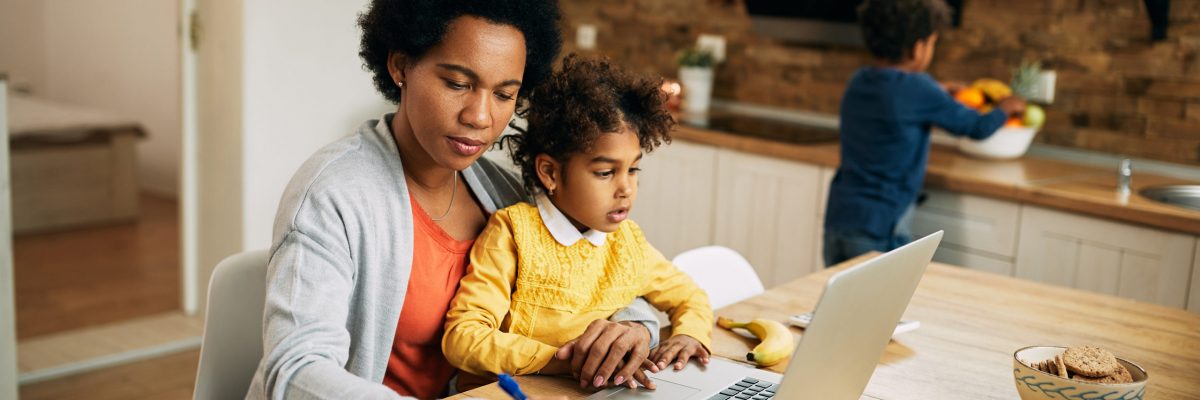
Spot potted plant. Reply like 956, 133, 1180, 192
676, 47, 717, 115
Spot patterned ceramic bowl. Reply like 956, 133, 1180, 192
1013, 346, 1148, 400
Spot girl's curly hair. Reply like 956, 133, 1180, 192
500, 55, 675, 195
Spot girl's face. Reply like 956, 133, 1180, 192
537, 127, 643, 233
389, 16, 527, 171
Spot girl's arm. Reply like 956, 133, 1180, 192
629, 222, 714, 349
442, 211, 558, 376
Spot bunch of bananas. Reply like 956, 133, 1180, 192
716, 317, 795, 367
970, 78, 1013, 101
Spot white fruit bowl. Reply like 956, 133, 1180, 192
958, 126, 1037, 160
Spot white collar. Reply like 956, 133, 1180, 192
536, 195, 607, 247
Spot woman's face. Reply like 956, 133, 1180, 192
390, 16, 527, 171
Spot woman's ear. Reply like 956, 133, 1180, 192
534, 154, 561, 195
386, 52, 408, 87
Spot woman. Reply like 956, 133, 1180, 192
246, 1, 661, 399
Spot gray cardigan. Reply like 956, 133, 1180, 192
246, 116, 660, 400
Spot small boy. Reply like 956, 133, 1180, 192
824, 0, 1025, 266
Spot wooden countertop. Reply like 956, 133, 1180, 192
673, 123, 1200, 235
451, 254, 1200, 399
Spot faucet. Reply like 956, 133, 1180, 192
1117, 158, 1133, 198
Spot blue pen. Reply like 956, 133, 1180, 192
497, 373, 528, 400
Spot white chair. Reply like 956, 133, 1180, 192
672, 246, 765, 310
193, 249, 270, 400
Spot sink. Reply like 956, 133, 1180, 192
1140, 185, 1200, 212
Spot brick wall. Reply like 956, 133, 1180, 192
560, 0, 1200, 165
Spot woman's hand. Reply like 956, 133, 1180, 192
649, 335, 710, 371
554, 320, 657, 390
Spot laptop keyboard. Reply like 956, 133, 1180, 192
707, 377, 778, 400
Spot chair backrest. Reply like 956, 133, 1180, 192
193, 249, 270, 400
671, 246, 765, 310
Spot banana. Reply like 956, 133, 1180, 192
716, 317, 795, 367
971, 78, 1013, 101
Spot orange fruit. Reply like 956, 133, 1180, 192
1005, 117, 1023, 127
955, 88, 986, 109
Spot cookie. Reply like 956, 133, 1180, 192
1062, 346, 1118, 378
1072, 363, 1134, 384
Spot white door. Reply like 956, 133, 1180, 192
181, 0, 247, 314
183, 0, 394, 313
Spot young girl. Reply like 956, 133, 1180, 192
442, 55, 713, 390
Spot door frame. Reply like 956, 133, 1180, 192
1, 78, 21, 399
180, 0, 200, 315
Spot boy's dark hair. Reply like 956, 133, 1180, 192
501, 55, 675, 195
857, 0, 953, 62
357, 0, 562, 104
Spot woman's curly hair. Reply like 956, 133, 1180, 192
857, 0, 952, 62
501, 55, 675, 195
357, 0, 562, 104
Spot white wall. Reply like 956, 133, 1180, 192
240, 0, 392, 250
42, 0, 182, 196
0, 0, 46, 93
0, 0, 181, 197
189, 0, 392, 311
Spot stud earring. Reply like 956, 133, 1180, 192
396, 80, 404, 88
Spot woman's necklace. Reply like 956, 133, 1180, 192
420, 171, 457, 222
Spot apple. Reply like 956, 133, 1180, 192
1024, 104, 1046, 129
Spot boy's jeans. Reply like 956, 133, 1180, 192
823, 203, 916, 267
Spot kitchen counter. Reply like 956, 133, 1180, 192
672, 121, 1200, 235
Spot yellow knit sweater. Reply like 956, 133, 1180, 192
442, 202, 713, 376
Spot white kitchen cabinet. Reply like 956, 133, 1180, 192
631, 140, 719, 259
714, 149, 824, 288
1016, 206, 1196, 308
912, 189, 1022, 276
813, 167, 835, 268
1190, 240, 1200, 312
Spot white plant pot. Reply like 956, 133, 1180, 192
679, 66, 714, 115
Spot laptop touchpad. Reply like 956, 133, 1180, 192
595, 379, 700, 400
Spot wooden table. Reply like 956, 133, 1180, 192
450, 254, 1200, 399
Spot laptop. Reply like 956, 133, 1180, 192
588, 231, 943, 400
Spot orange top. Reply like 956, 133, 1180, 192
382, 196, 475, 399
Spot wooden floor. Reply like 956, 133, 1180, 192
19, 349, 199, 400
13, 193, 181, 339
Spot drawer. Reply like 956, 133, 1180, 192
933, 244, 1015, 277
913, 189, 1021, 258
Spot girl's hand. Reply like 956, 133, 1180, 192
649, 335, 710, 371
997, 96, 1028, 117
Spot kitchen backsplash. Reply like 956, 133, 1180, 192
560, 0, 1200, 165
